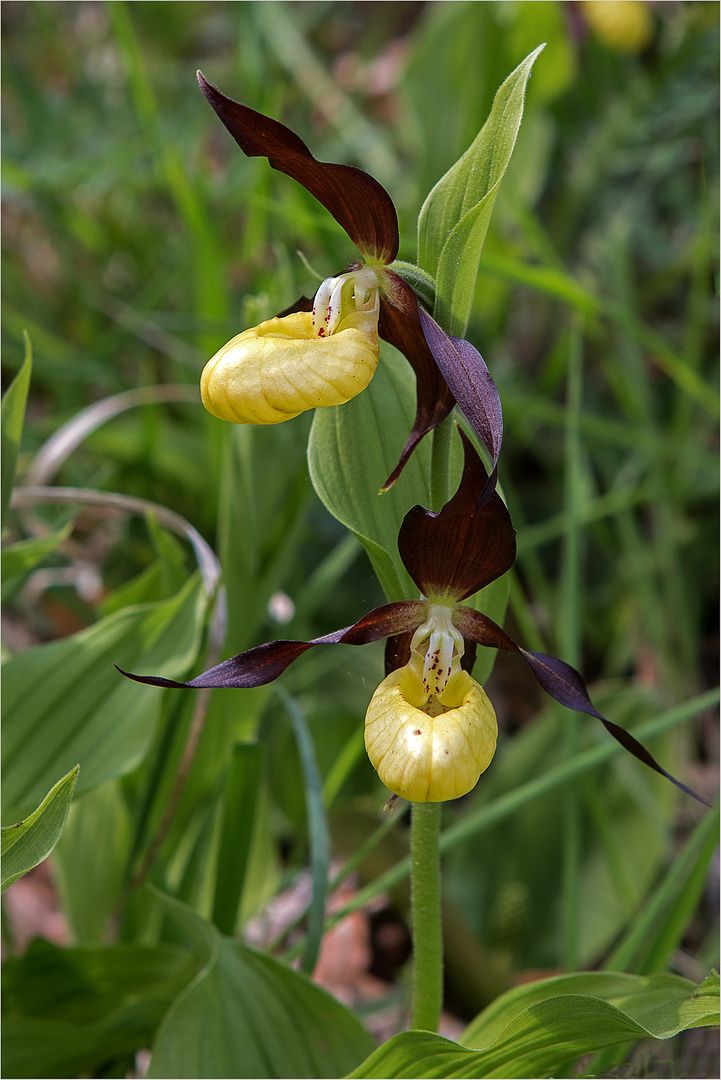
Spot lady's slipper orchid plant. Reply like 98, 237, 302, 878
120, 430, 705, 806
197, 72, 502, 490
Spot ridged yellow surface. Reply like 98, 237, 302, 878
364, 669, 498, 802
200, 311, 379, 424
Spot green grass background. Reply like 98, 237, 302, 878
2, 1, 718, 1072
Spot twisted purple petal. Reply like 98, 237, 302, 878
118, 600, 426, 690
453, 607, 709, 806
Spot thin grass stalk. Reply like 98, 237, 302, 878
561, 318, 585, 973
275, 684, 331, 975
610, 240, 694, 700
475, 253, 718, 412
276, 806, 408, 960
108, 0, 228, 357
604, 802, 720, 975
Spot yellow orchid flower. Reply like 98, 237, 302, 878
196, 72, 503, 490
121, 429, 706, 807
201, 270, 381, 424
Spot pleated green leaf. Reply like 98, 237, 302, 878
461, 969, 720, 1049
52, 779, 132, 945
308, 345, 433, 602
418, 46, 544, 335
1, 764, 79, 892
2, 574, 207, 822
2, 937, 197, 1079
308, 347, 510, 678
348, 971, 719, 1078
146, 891, 374, 1079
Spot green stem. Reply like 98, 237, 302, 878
410, 801, 443, 1031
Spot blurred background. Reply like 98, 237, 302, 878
2, 0, 718, 1071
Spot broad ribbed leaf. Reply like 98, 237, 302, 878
462, 970, 720, 1050
1, 765, 79, 892
418, 45, 544, 335
348, 972, 719, 1078
2, 938, 196, 1079
308, 345, 437, 600
211, 744, 265, 937
2, 574, 207, 822
52, 780, 131, 945
147, 891, 374, 1079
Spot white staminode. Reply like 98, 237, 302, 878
312, 267, 380, 338
408, 605, 466, 699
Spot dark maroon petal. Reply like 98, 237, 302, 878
599, 717, 709, 804
116, 640, 313, 690
417, 306, 502, 473
397, 428, 516, 602
118, 600, 426, 690
520, 649, 710, 806
517, 649, 605, 721
384, 633, 412, 677
452, 607, 519, 652
377, 276, 456, 491
452, 607, 709, 805
198, 71, 398, 263
334, 600, 427, 645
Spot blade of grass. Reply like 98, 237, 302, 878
251, 0, 399, 188
212, 743, 265, 935
292, 533, 362, 625
503, 391, 715, 475
108, 0, 227, 358
321, 726, 366, 810
560, 317, 585, 973
274, 684, 330, 975
276, 805, 408, 961
604, 802, 720, 976
592, 802, 719, 1076
477, 252, 718, 413
2, 332, 32, 528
